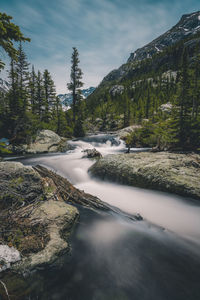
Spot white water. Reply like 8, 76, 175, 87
26, 134, 200, 245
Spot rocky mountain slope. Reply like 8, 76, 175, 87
98, 10, 200, 85
128, 11, 200, 63
58, 87, 95, 109
0, 78, 9, 93
85, 10, 200, 129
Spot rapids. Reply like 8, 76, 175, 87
14, 133, 200, 300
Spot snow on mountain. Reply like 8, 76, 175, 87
58, 87, 95, 110
0, 78, 10, 93
128, 11, 200, 63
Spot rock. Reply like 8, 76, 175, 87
82, 148, 102, 159
0, 162, 43, 209
0, 161, 108, 273
117, 125, 142, 139
15, 200, 78, 271
0, 246, 21, 272
159, 102, 173, 113
7, 130, 73, 154
89, 152, 200, 200
128, 12, 200, 63
25, 130, 61, 153
109, 85, 124, 96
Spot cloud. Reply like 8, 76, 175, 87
1, 0, 200, 93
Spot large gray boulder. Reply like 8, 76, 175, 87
9, 130, 72, 154
25, 130, 67, 153
89, 152, 200, 200
0, 162, 79, 272
0, 161, 108, 273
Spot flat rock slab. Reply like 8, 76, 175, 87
16, 200, 78, 271
89, 152, 200, 200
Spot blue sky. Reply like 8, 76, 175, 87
1, 0, 200, 93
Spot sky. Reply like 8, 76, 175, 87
1, 0, 200, 94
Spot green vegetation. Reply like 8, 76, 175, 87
0, 14, 87, 145
0, 42, 72, 144
0, 12, 30, 69
1, 12, 200, 149
67, 47, 85, 137
85, 32, 200, 150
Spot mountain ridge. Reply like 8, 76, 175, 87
58, 87, 95, 110
99, 11, 200, 85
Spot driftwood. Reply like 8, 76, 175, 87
33, 165, 109, 210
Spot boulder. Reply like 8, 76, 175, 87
117, 125, 142, 139
0, 161, 108, 273
0, 245, 21, 272
82, 148, 102, 159
26, 130, 61, 153
89, 152, 200, 200
8, 130, 73, 154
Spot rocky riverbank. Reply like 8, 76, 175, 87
89, 152, 200, 200
0, 161, 108, 274
7, 130, 73, 155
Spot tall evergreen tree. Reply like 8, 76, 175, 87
175, 48, 191, 148
0, 12, 30, 70
16, 42, 30, 111
67, 47, 83, 123
36, 70, 45, 120
28, 65, 37, 113
43, 69, 56, 122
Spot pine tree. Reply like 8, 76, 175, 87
0, 12, 30, 70
67, 47, 83, 123
35, 71, 45, 120
16, 42, 30, 112
28, 65, 37, 113
176, 48, 191, 148
43, 69, 56, 122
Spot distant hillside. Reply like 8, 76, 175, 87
85, 10, 200, 132
0, 78, 9, 93
58, 87, 95, 110
99, 11, 200, 85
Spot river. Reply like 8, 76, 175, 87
14, 134, 200, 299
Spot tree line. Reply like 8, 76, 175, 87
0, 12, 85, 147
85, 41, 200, 151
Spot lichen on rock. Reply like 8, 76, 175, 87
89, 152, 200, 200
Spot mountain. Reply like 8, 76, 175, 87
128, 11, 200, 63
58, 87, 95, 110
99, 11, 200, 84
85, 11, 200, 133
0, 78, 10, 93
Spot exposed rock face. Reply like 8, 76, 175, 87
0, 161, 108, 273
159, 102, 173, 113
128, 11, 200, 63
95, 11, 200, 93
58, 87, 96, 111
109, 85, 124, 96
0, 78, 10, 94
89, 152, 200, 200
